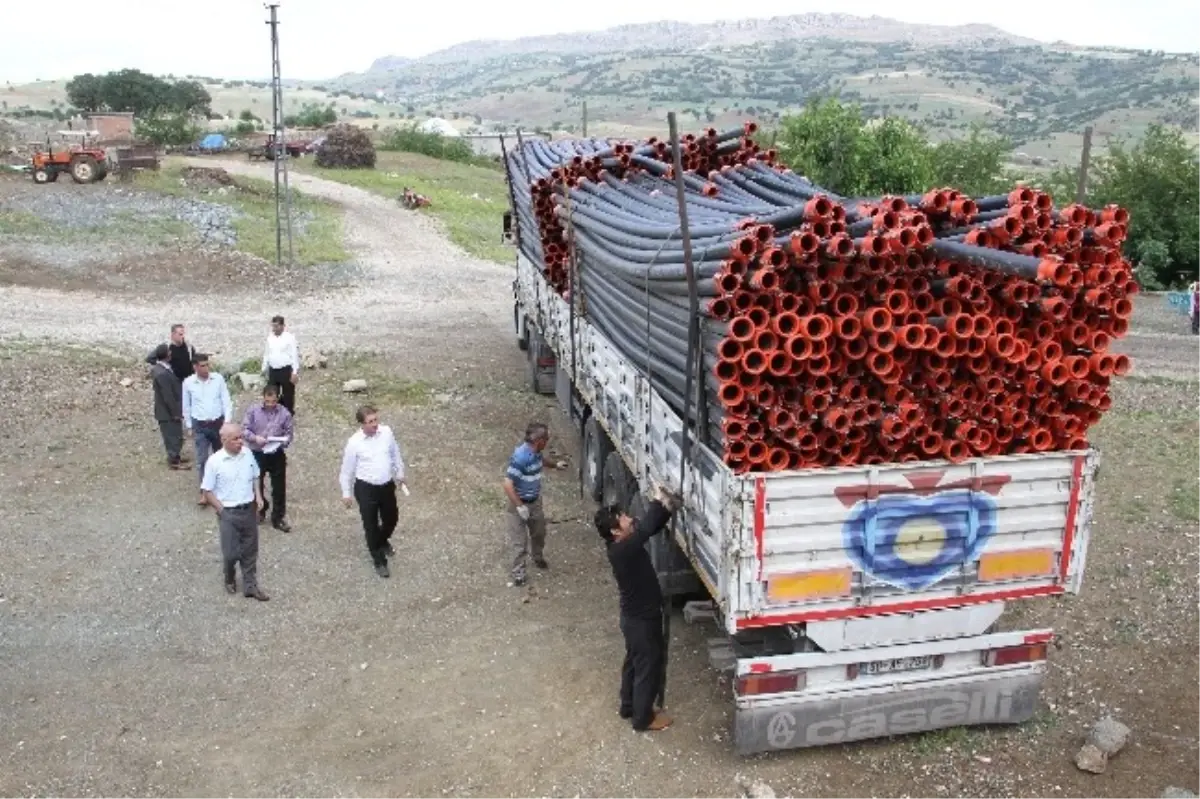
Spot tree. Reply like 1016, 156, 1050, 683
776, 97, 1014, 198
65, 73, 106, 112
135, 113, 201, 146
1078, 124, 1198, 287
65, 69, 211, 117
930, 125, 1011, 196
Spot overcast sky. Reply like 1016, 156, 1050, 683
2, 0, 1196, 83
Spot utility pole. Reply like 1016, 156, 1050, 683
581, 100, 587, 138
1075, 125, 1094, 204
266, 2, 294, 268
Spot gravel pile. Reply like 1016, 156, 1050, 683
0, 185, 240, 247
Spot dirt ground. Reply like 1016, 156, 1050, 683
0, 162, 1197, 798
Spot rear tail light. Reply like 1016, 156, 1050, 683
984, 642, 1048, 667
735, 669, 807, 696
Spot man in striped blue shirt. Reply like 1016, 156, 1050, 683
502, 421, 549, 587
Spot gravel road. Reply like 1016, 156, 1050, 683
0, 157, 512, 365
1, 162, 1195, 798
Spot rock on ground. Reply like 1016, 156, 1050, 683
1088, 717, 1132, 756
1162, 788, 1198, 798
342, 378, 368, 393
1075, 743, 1109, 774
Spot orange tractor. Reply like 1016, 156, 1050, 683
30, 132, 109, 185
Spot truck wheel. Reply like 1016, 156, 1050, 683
583, 415, 612, 502
70, 157, 97, 184
32, 168, 52, 184
602, 451, 637, 513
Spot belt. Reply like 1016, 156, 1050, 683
195, 418, 224, 427
225, 502, 253, 510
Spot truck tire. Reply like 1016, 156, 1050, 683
582, 415, 612, 502
32, 168, 52, 184
602, 450, 637, 512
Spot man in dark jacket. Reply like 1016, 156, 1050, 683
145, 323, 196, 382
595, 483, 682, 733
151, 344, 189, 470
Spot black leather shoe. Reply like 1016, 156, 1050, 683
534, 558, 549, 570
245, 588, 270, 601
384, 542, 395, 556
273, 520, 292, 533
225, 581, 237, 595
375, 563, 390, 578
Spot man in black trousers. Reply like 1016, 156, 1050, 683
595, 483, 682, 733
338, 405, 408, 578
150, 344, 190, 470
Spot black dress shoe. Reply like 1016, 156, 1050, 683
384, 542, 395, 556
375, 563, 390, 578
244, 588, 270, 601
225, 582, 237, 595
272, 520, 292, 533
534, 558, 549, 570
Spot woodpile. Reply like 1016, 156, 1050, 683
315, 124, 376, 169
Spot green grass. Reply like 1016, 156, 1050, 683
0, 208, 43, 235
134, 165, 348, 265
295, 151, 511, 263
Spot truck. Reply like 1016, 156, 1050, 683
508, 238, 1098, 754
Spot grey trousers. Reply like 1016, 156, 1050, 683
219, 505, 259, 593
158, 419, 183, 463
508, 497, 546, 581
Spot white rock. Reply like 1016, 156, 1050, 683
343, 378, 369, 393
236, 372, 265, 392
1075, 743, 1108, 774
119, 377, 134, 387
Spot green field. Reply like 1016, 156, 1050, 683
137, 163, 348, 265
294, 151, 510, 263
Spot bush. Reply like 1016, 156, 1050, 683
379, 124, 476, 163
315, 124, 376, 169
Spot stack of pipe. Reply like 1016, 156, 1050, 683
504, 123, 1137, 472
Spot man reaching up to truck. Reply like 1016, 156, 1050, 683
595, 484, 682, 733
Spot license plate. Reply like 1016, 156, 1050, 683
861, 655, 934, 675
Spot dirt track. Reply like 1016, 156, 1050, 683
0, 162, 1196, 798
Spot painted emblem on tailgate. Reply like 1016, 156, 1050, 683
836, 470, 1011, 591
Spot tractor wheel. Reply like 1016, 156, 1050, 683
32, 168, 52, 185
70, 157, 98, 184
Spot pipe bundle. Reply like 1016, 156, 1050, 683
504, 123, 1137, 473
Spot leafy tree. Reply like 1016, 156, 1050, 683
136, 113, 201, 146
65, 69, 211, 116
777, 97, 1013, 198
1090, 125, 1198, 287
65, 73, 106, 112
930, 125, 1011, 196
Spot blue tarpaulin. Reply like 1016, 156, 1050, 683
199, 133, 227, 151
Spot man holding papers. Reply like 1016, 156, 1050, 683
242, 384, 295, 532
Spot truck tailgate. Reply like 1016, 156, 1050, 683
729, 451, 1097, 631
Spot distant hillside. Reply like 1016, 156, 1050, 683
370, 13, 1038, 66
335, 20, 1198, 166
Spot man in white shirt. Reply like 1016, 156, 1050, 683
261, 315, 300, 415
183, 353, 234, 506
339, 404, 408, 579
201, 423, 269, 601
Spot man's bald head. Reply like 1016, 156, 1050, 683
219, 423, 244, 454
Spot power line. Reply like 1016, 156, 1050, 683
266, 2, 294, 268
